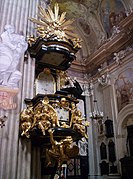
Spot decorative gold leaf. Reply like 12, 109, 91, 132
29, 18, 47, 27
38, 6, 52, 22
59, 12, 66, 24
61, 19, 74, 27
38, 13, 49, 24
54, 3, 59, 21
47, 6, 55, 21
63, 26, 75, 31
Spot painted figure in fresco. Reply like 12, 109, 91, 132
101, 0, 126, 37
115, 69, 133, 112
78, 18, 90, 36
0, 24, 28, 88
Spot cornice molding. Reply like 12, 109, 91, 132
70, 12, 133, 76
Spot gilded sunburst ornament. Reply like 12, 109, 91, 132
29, 3, 81, 48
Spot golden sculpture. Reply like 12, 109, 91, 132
20, 95, 89, 167
27, 35, 37, 46
34, 110, 51, 135
70, 103, 90, 138
42, 97, 60, 127
56, 70, 69, 89
72, 110, 88, 139
69, 102, 77, 127
28, 3, 81, 48
20, 103, 34, 138
20, 97, 60, 137
46, 128, 79, 167
20, 121, 32, 138
60, 97, 69, 109
60, 122, 70, 128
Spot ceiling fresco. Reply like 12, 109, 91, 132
50, 0, 126, 58
50, 0, 105, 57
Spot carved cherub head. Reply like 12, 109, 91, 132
42, 97, 49, 104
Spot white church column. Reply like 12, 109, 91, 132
0, 0, 40, 179
85, 95, 101, 179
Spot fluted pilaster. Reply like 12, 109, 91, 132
0, 0, 41, 179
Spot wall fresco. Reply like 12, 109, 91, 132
115, 68, 133, 112
100, 0, 126, 37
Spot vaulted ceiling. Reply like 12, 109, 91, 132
41, 0, 133, 76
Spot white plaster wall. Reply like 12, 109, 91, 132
85, 50, 133, 178
93, 52, 133, 177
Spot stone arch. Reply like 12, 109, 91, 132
117, 103, 133, 136
116, 103, 133, 160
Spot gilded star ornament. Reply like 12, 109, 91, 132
28, 3, 81, 48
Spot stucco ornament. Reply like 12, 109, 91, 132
98, 73, 110, 87
78, 137, 88, 156
97, 68, 110, 87
0, 24, 28, 88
